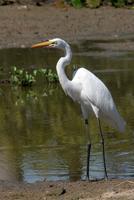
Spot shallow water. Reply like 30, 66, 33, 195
0, 39, 133, 183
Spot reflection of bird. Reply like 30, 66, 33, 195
32, 38, 126, 180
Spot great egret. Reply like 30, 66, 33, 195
32, 38, 126, 180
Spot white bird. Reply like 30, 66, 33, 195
32, 38, 126, 180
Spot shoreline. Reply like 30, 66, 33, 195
0, 179, 134, 200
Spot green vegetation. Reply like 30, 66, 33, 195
111, 0, 126, 7
66, 0, 134, 8
0, 0, 133, 8
10, 66, 58, 87
10, 66, 36, 86
33, 68, 58, 83
86, 0, 101, 8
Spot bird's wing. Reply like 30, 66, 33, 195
72, 67, 114, 110
71, 68, 125, 132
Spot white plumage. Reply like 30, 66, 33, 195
69, 67, 125, 133
32, 38, 126, 179
53, 38, 126, 133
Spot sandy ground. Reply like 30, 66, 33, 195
0, 3, 134, 200
0, 4, 134, 48
0, 179, 134, 200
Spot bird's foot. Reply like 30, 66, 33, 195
104, 176, 108, 181
85, 177, 108, 182
86, 176, 90, 182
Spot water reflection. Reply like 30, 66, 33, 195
0, 40, 133, 183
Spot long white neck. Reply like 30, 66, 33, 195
56, 43, 72, 92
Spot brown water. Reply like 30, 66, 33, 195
0, 39, 133, 183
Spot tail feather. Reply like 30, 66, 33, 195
110, 109, 126, 133
102, 108, 126, 133
116, 115, 126, 133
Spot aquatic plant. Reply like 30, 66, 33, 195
33, 68, 58, 83
10, 66, 36, 86
10, 66, 59, 87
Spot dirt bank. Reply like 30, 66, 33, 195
0, 179, 134, 200
0, 4, 134, 48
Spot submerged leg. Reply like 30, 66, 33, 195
85, 119, 91, 180
98, 118, 108, 179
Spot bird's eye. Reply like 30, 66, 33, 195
54, 41, 57, 45
51, 42, 57, 46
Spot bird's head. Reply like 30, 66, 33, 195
32, 38, 69, 50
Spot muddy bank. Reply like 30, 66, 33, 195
0, 5, 134, 48
0, 179, 134, 200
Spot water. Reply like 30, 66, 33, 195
0, 39, 133, 183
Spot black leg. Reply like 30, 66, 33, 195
86, 143, 91, 180
85, 119, 91, 180
98, 118, 108, 180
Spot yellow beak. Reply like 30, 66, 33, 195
32, 40, 52, 48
